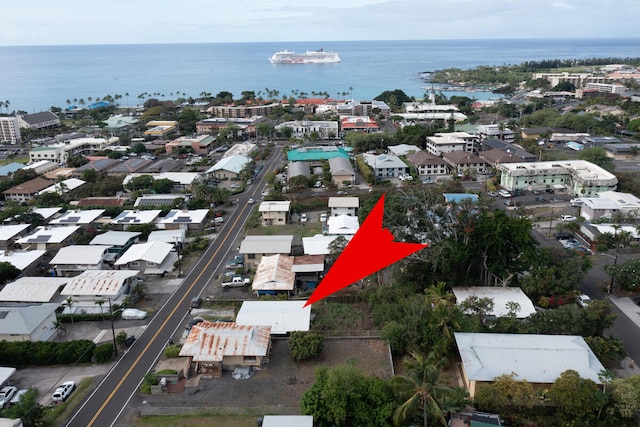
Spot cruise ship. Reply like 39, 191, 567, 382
268, 49, 341, 64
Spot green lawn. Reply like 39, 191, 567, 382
246, 223, 322, 238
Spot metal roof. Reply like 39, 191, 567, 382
115, 241, 174, 265
0, 224, 30, 242
206, 154, 250, 174
61, 270, 139, 297
0, 276, 69, 302
179, 322, 271, 362
452, 287, 536, 318
50, 245, 110, 265
15, 226, 80, 245
328, 197, 359, 208
49, 209, 104, 225
0, 250, 46, 270
236, 301, 311, 334
258, 201, 291, 213
112, 210, 161, 225
159, 209, 209, 225
252, 254, 295, 291
0, 304, 58, 334
455, 332, 605, 384
89, 231, 141, 246
239, 235, 293, 255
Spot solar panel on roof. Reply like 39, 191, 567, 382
0, 311, 8, 319
174, 217, 191, 223
28, 234, 52, 242
62, 216, 81, 223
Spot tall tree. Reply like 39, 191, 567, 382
390, 353, 459, 427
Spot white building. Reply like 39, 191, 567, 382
49, 209, 104, 226
579, 191, 640, 221
60, 270, 141, 309
0, 304, 59, 342
205, 155, 251, 180
326, 214, 359, 236
399, 101, 468, 122
15, 226, 80, 251
236, 301, 311, 335
387, 144, 421, 156
328, 197, 359, 217
0, 250, 46, 272
111, 210, 162, 230
362, 153, 409, 179
38, 178, 86, 196
49, 245, 111, 276
275, 120, 339, 140
29, 136, 119, 163
424, 132, 478, 156
157, 209, 209, 231
0, 117, 21, 144
452, 287, 537, 319
302, 234, 351, 256
476, 124, 515, 143
115, 241, 177, 276
0, 276, 69, 303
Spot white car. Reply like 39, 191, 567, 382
121, 308, 148, 320
247, 198, 255, 204
0, 385, 17, 409
561, 215, 577, 222
214, 217, 224, 224
577, 294, 592, 307
300, 213, 308, 223
51, 381, 75, 404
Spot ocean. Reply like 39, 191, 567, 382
1, 38, 639, 113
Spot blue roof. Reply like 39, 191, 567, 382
444, 193, 479, 203
287, 147, 350, 162
0, 162, 25, 177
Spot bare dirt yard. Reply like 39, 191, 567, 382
125, 337, 393, 426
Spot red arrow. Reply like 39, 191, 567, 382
304, 194, 428, 306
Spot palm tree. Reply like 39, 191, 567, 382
390, 353, 455, 427
62, 296, 76, 324
95, 299, 106, 322
52, 319, 67, 336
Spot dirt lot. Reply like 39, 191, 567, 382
122, 337, 393, 425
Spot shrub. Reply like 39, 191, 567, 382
163, 345, 181, 358
94, 342, 114, 363
289, 331, 324, 361
140, 372, 158, 394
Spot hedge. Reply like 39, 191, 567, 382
0, 340, 95, 368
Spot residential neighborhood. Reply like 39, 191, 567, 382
3, 60, 640, 426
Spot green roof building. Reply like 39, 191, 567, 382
287, 146, 350, 162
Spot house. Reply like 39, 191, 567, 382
111, 210, 162, 230
239, 235, 294, 266
0, 304, 59, 342
388, 144, 421, 156
287, 162, 311, 181
115, 241, 177, 276
32, 207, 63, 222
0, 276, 70, 303
259, 201, 291, 226
362, 153, 409, 179
89, 231, 141, 262
0, 250, 46, 275
2, 177, 53, 202
134, 194, 184, 208
579, 191, 640, 221
0, 162, 24, 179
49, 245, 111, 276
252, 254, 296, 296
479, 139, 537, 162
328, 157, 356, 186
497, 160, 618, 197
326, 214, 359, 236
454, 332, 605, 398
405, 151, 448, 177
76, 196, 129, 208
292, 254, 325, 290
235, 301, 311, 335
179, 322, 271, 378
302, 234, 351, 256
476, 124, 515, 143
205, 155, 250, 180
424, 132, 478, 156
18, 111, 60, 129
328, 197, 359, 217
60, 270, 141, 310
15, 226, 80, 251
0, 224, 30, 250
158, 209, 209, 231
165, 135, 215, 155
452, 287, 537, 319
287, 146, 350, 162
103, 114, 138, 131
224, 142, 256, 158
147, 229, 186, 246
38, 178, 86, 196
443, 151, 488, 175
49, 209, 105, 227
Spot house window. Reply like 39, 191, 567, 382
244, 356, 257, 363
130, 261, 140, 267
248, 254, 256, 259
146, 262, 156, 266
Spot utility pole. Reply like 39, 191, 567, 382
608, 225, 620, 293
175, 236, 182, 277
108, 298, 118, 357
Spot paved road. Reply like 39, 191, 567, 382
64, 148, 285, 427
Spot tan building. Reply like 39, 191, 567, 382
179, 322, 271, 378
258, 201, 291, 226
2, 177, 53, 202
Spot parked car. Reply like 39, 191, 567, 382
562, 238, 582, 249
487, 191, 498, 197
51, 381, 75, 404
300, 213, 308, 223
513, 189, 525, 197
190, 297, 203, 308
186, 317, 204, 330
545, 188, 555, 194
532, 189, 541, 195
226, 256, 245, 269
221, 276, 251, 288
560, 215, 577, 222
214, 217, 224, 224
534, 196, 546, 202
9, 388, 29, 407
633, 296, 640, 306
577, 294, 592, 308
0, 385, 17, 409
554, 232, 574, 240
121, 308, 148, 320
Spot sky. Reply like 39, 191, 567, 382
2, 0, 639, 46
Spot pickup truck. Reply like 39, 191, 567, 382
51, 380, 75, 404
221, 276, 251, 288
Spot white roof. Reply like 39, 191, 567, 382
89, 230, 141, 246
38, 178, 86, 195
0, 367, 16, 386
0, 224, 29, 241
452, 287, 537, 318
581, 197, 620, 210
115, 240, 174, 265
61, 270, 139, 297
388, 144, 421, 156
328, 197, 359, 208
0, 250, 45, 270
206, 154, 250, 174
15, 226, 80, 245
24, 160, 56, 170
258, 201, 291, 212
239, 235, 293, 254
252, 254, 295, 291
262, 416, 313, 427
224, 143, 256, 157
302, 234, 352, 255
0, 304, 58, 335
455, 332, 605, 384
497, 160, 617, 184
0, 276, 70, 302
327, 214, 359, 235
592, 224, 640, 239
596, 191, 640, 208
236, 301, 311, 334
158, 209, 209, 226
362, 153, 408, 169
49, 209, 105, 225
148, 229, 185, 244
32, 207, 63, 220
50, 245, 109, 265
112, 210, 162, 225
